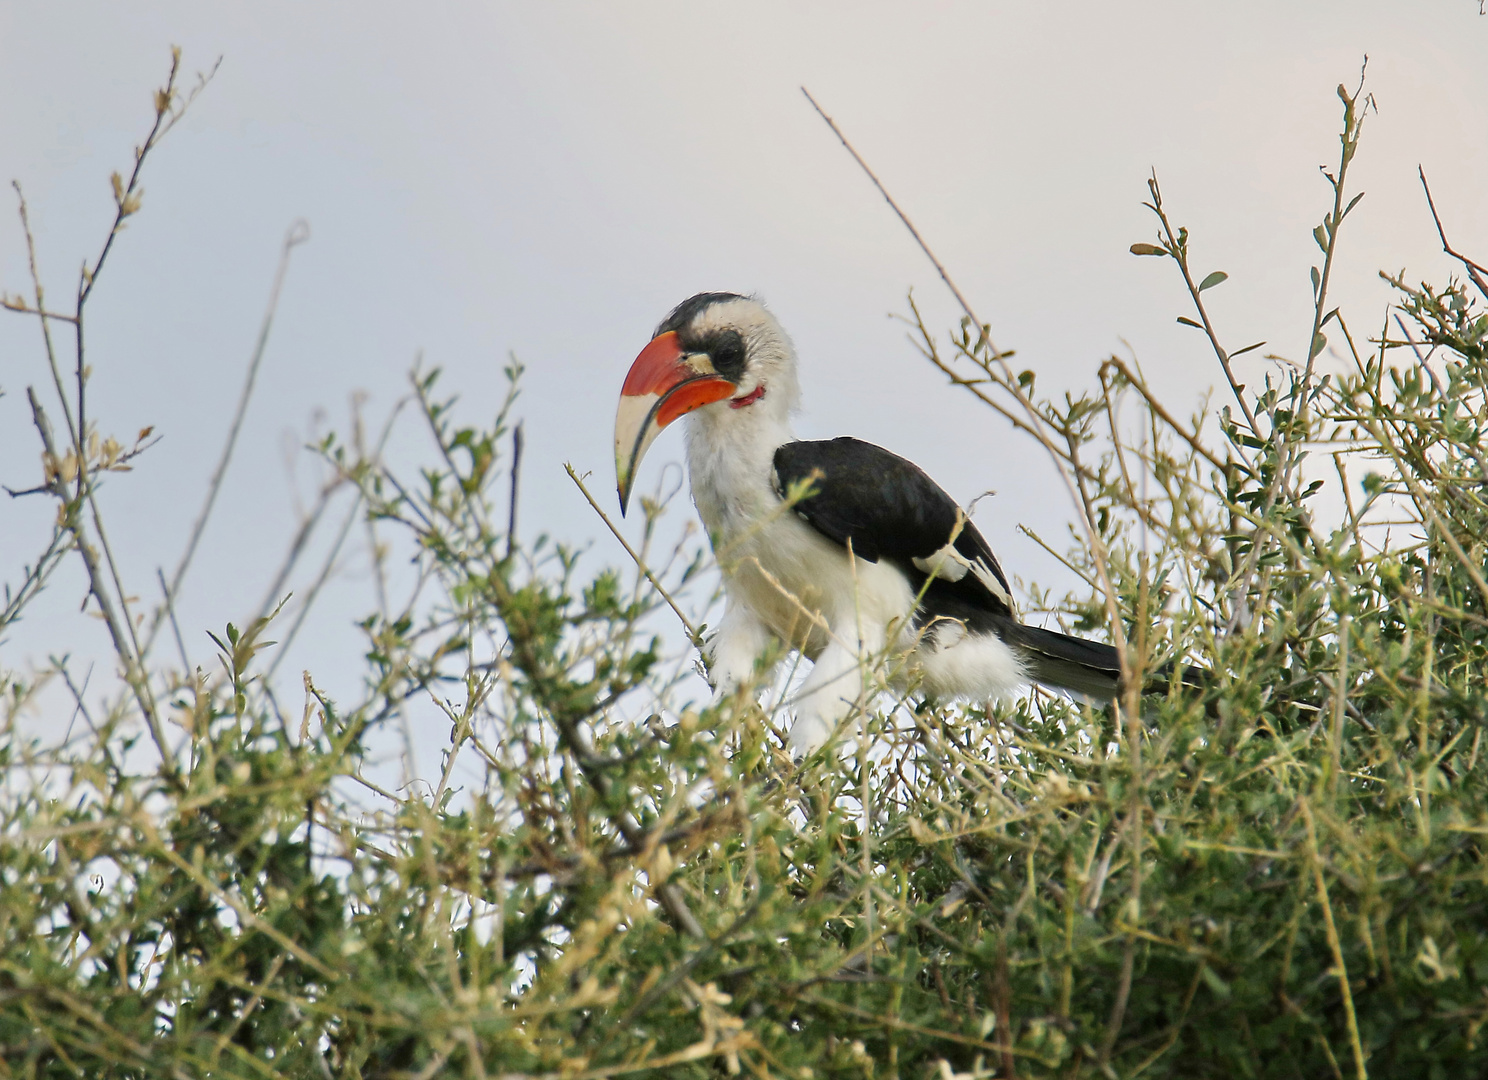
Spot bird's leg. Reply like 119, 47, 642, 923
790, 621, 884, 758
704, 601, 776, 700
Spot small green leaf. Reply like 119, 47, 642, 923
1342, 191, 1365, 219
1129, 242, 1167, 256
1313, 224, 1329, 253
1198, 271, 1228, 292
1310, 266, 1320, 295
1177, 316, 1203, 329
1231, 340, 1266, 358
1200, 964, 1232, 1000
1310, 331, 1328, 359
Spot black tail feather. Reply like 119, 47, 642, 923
996, 620, 1202, 702
998, 621, 1121, 700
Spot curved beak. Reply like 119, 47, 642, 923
614, 331, 735, 514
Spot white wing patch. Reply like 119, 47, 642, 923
912, 543, 1013, 610
968, 558, 1013, 610
912, 543, 970, 582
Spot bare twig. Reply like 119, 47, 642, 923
0, 298, 75, 323
53, 658, 96, 751
12, 182, 82, 459
253, 477, 341, 626
25, 388, 176, 784
1101, 357, 1250, 480
1419, 166, 1488, 303
156, 568, 192, 674
6, 50, 220, 752
82, 488, 148, 673
803, 91, 1131, 685
76, 48, 219, 307
0, 523, 73, 633
146, 219, 310, 659
263, 397, 405, 683
507, 422, 524, 561
72, 50, 217, 503
802, 88, 997, 355
566, 464, 700, 642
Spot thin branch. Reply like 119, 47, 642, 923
145, 220, 310, 659
803, 123, 1130, 680
1301, 800, 1368, 1080
1101, 357, 1250, 480
506, 422, 524, 561
263, 397, 406, 682
156, 567, 192, 674
1142, 172, 1265, 452
1419, 166, 1488, 303
52, 658, 96, 751
83, 494, 148, 668
262, 489, 358, 682
1226, 73, 1369, 633
0, 298, 76, 323
0, 523, 73, 633
566, 464, 700, 643
72, 50, 197, 501
802, 88, 998, 356
252, 477, 341, 627
13, 182, 82, 459
78, 48, 220, 307
24, 388, 177, 785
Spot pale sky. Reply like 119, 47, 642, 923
2, 3, 1485, 764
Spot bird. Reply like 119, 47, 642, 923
614, 292, 1129, 756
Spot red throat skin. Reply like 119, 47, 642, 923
730, 383, 767, 409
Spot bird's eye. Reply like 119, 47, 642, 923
709, 330, 746, 380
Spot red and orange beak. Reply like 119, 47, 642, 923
614, 331, 735, 514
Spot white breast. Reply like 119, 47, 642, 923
685, 412, 914, 658
719, 511, 916, 659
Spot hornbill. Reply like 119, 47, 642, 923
614, 292, 1127, 755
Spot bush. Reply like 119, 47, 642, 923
4, 56, 1487, 1079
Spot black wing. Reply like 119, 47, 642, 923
773, 437, 1013, 620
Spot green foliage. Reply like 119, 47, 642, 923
4, 58, 1488, 1080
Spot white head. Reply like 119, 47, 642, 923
614, 293, 800, 512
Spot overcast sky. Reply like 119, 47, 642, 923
2, 3, 1485, 766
